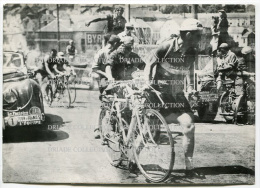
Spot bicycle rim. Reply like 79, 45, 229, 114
132, 109, 174, 183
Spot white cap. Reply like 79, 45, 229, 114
57, 52, 65, 58
241, 46, 253, 55
180, 18, 203, 31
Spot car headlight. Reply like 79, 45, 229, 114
3, 91, 17, 103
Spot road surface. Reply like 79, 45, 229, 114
3, 89, 255, 184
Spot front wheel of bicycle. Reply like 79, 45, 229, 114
59, 84, 71, 108
132, 109, 174, 183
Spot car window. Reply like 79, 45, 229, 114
3, 53, 23, 68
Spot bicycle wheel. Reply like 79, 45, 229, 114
132, 109, 174, 183
98, 107, 108, 140
67, 76, 77, 103
45, 84, 53, 106
59, 84, 71, 108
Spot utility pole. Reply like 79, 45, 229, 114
57, 4, 60, 51
125, 4, 130, 22
191, 4, 198, 19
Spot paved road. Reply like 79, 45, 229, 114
2, 89, 255, 184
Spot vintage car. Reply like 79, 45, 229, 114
3, 51, 45, 129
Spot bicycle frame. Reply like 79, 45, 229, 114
106, 83, 159, 149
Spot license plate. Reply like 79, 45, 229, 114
18, 115, 42, 122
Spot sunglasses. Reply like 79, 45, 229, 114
126, 27, 134, 30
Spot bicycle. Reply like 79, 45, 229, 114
45, 73, 76, 108
98, 80, 174, 183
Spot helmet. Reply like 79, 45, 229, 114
69, 40, 74, 44
180, 18, 203, 31
241, 46, 253, 55
57, 52, 65, 58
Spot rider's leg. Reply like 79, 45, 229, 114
164, 112, 195, 170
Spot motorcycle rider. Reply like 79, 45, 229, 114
216, 43, 238, 91
143, 18, 204, 178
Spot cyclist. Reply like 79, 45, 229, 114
33, 49, 58, 100
143, 18, 204, 178
105, 36, 145, 81
94, 36, 145, 139
92, 35, 121, 94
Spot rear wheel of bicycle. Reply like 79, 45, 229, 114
132, 109, 174, 183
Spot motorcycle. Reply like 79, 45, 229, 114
219, 73, 255, 124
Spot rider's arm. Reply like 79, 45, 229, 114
53, 64, 64, 75
105, 65, 113, 80
143, 41, 171, 81
218, 53, 238, 72
44, 57, 55, 78
66, 46, 70, 54
86, 18, 107, 26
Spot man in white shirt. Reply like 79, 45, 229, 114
118, 23, 139, 46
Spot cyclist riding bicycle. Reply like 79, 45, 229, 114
33, 49, 59, 99
94, 36, 145, 139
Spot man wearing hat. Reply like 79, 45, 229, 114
86, 6, 126, 35
105, 36, 145, 81
143, 18, 204, 178
216, 43, 238, 90
118, 23, 139, 45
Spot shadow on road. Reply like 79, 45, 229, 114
3, 114, 69, 143
167, 165, 255, 183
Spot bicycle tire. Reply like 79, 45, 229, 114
132, 109, 174, 183
69, 81, 77, 104
59, 84, 71, 108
